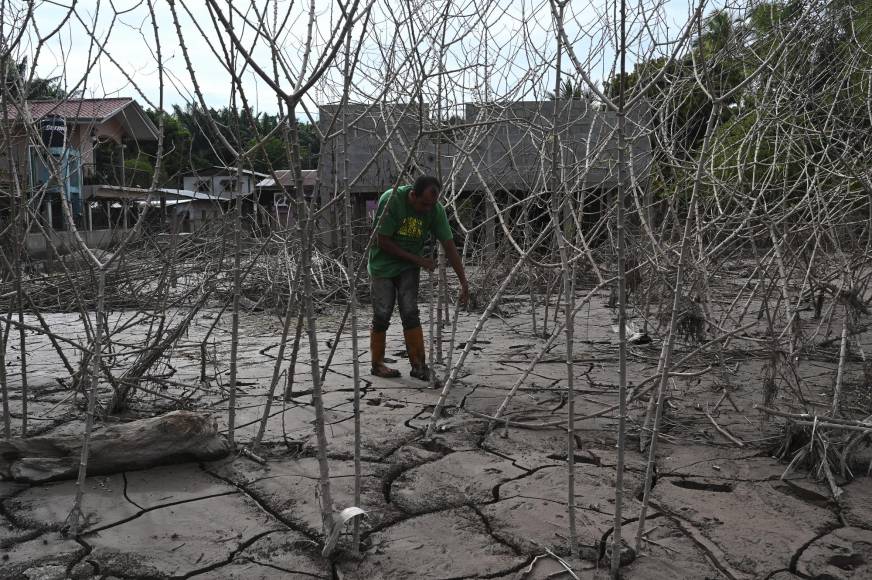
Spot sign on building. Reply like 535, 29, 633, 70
40, 115, 67, 149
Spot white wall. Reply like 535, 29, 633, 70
182, 174, 255, 195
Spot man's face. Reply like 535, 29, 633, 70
409, 187, 438, 214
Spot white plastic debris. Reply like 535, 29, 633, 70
322, 506, 367, 557
610, 321, 651, 345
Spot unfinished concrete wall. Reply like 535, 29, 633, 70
317, 103, 435, 249
318, 100, 651, 195
318, 102, 432, 194
25, 228, 118, 257
461, 100, 652, 191
315, 100, 652, 249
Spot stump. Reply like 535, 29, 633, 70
0, 411, 230, 482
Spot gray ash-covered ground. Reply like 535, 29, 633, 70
2, 289, 872, 579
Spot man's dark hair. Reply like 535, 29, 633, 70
412, 175, 441, 198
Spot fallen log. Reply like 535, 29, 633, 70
0, 411, 230, 483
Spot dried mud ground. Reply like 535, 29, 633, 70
2, 289, 872, 579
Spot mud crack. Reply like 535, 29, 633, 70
788, 520, 844, 577
199, 463, 322, 543
651, 499, 752, 580
83, 490, 239, 535
181, 529, 281, 579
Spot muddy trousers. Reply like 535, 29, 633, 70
371, 268, 421, 332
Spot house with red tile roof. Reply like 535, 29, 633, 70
1, 97, 158, 236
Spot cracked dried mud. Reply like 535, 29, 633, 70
3, 296, 872, 579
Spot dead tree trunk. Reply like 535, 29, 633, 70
1, 309, 12, 438
14, 184, 28, 436
65, 269, 106, 534
548, 4, 577, 555
611, 0, 629, 573
341, 32, 364, 552
4, 410, 229, 483
226, 161, 243, 447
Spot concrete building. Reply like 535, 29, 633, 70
180, 166, 267, 197
316, 100, 652, 249
255, 169, 318, 229
83, 185, 237, 233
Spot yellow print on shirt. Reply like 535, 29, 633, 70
397, 217, 424, 239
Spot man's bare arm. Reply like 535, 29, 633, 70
377, 234, 434, 271
440, 239, 469, 305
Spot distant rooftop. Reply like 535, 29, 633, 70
181, 166, 270, 178
256, 169, 317, 189
6, 97, 159, 141
25, 98, 136, 120
84, 185, 238, 202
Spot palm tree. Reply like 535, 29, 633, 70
693, 10, 742, 56
3, 58, 68, 100
547, 78, 596, 101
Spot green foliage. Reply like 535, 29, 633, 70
135, 105, 320, 186
123, 157, 155, 189
3, 58, 69, 100
140, 110, 193, 184
747, 0, 802, 35
547, 78, 596, 101
605, 0, 871, 204
247, 121, 319, 171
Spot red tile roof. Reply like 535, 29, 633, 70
4, 97, 159, 140
21, 98, 134, 121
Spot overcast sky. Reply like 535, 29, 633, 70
21, 0, 708, 115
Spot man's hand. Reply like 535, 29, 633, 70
378, 234, 435, 270
440, 239, 469, 307
459, 282, 469, 306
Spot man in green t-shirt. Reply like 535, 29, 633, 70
368, 175, 468, 381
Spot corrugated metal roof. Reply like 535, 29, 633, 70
181, 166, 270, 178
159, 188, 236, 201
85, 186, 237, 201
256, 169, 317, 188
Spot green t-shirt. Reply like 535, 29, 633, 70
367, 185, 453, 278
